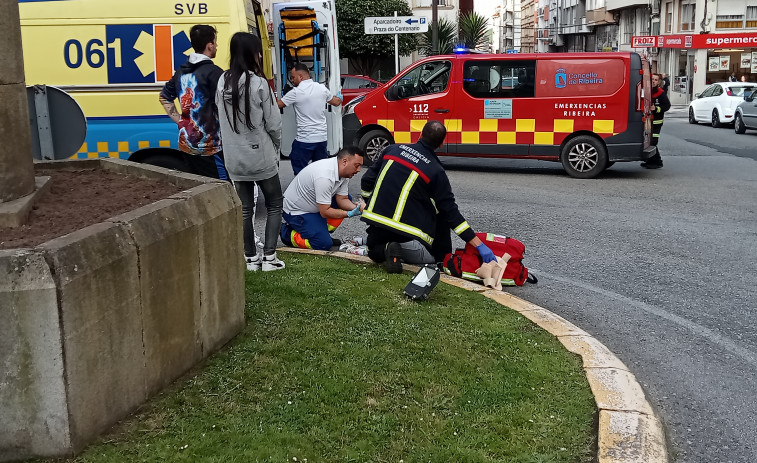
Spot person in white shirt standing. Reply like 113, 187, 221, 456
277, 63, 342, 174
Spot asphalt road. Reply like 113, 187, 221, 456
269, 111, 757, 462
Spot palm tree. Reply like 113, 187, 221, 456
418, 17, 456, 56
458, 11, 489, 51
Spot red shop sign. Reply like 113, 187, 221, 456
631, 33, 757, 49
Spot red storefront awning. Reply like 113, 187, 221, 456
632, 33, 757, 49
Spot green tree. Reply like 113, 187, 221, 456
458, 11, 489, 51
336, 0, 418, 76
418, 17, 456, 55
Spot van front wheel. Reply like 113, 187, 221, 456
561, 135, 607, 179
358, 129, 392, 167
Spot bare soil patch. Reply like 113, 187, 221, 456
0, 167, 185, 249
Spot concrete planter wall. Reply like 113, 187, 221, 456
0, 159, 245, 461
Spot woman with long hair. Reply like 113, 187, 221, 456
216, 32, 285, 271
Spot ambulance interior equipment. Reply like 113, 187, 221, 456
273, 0, 343, 157
278, 7, 328, 91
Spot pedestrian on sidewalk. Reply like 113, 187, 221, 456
216, 32, 285, 272
159, 24, 227, 179
641, 73, 670, 169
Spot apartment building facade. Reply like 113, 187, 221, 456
492, 0, 522, 53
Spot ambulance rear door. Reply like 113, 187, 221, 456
273, 0, 342, 157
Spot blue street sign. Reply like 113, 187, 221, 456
506, 49, 519, 54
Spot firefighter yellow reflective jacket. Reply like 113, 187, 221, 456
360, 140, 477, 247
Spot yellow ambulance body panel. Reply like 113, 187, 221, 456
19, 0, 273, 158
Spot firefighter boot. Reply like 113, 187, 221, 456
384, 242, 403, 274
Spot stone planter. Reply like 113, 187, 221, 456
0, 159, 245, 461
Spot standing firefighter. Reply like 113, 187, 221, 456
641, 73, 670, 169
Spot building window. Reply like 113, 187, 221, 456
623, 11, 635, 44
716, 14, 744, 28
747, 6, 757, 27
665, 3, 672, 32
680, 0, 695, 31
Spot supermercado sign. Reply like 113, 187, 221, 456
632, 33, 757, 49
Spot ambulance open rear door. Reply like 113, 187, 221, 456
273, 0, 342, 157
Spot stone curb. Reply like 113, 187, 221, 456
280, 248, 669, 463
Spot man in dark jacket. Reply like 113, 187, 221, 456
360, 120, 496, 273
641, 73, 670, 169
159, 24, 227, 179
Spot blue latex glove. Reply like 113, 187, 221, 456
476, 243, 497, 263
336, 92, 343, 101
347, 204, 361, 218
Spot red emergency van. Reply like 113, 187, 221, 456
342, 52, 653, 178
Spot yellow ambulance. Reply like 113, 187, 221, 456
18, 0, 272, 163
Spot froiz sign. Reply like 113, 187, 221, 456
631, 36, 656, 48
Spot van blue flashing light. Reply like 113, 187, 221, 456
454, 47, 469, 54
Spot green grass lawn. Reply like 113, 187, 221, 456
63, 252, 596, 463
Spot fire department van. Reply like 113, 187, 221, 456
343, 52, 653, 178
18, 0, 273, 166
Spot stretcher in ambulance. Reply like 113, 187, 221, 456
343, 52, 653, 178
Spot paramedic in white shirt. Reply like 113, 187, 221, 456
280, 147, 365, 250
277, 62, 342, 174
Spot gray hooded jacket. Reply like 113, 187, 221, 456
216, 72, 282, 182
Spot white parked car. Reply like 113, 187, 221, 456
688, 82, 757, 127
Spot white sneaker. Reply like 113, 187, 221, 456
262, 252, 285, 272
350, 236, 366, 246
339, 243, 368, 256
245, 253, 261, 272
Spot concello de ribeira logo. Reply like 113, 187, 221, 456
555, 68, 567, 88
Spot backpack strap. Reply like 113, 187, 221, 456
526, 273, 538, 284
445, 253, 462, 278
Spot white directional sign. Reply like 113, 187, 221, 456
364, 16, 428, 34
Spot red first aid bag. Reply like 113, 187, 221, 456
443, 233, 537, 286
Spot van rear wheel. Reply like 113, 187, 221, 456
560, 135, 607, 179
358, 129, 392, 167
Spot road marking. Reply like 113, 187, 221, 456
531, 269, 757, 368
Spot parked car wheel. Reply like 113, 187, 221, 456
358, 129, 392, 167
560, 135, 607, 179
689, 107, 697, 124
734, 113, 747, 134
711, 109, 722, 128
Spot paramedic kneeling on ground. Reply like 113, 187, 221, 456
360, 120, 497, 274
280, 147, 365, 250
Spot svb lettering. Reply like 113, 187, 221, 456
174, 3, 208, 15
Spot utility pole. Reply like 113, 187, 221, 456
431, 0, 439, 55
0, 0, 35, 204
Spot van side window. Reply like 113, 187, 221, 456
389, 60, 451, 100
463, 60, 536, 98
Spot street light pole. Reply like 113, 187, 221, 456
0, 0, 35, 204
431, 0, 439, 55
